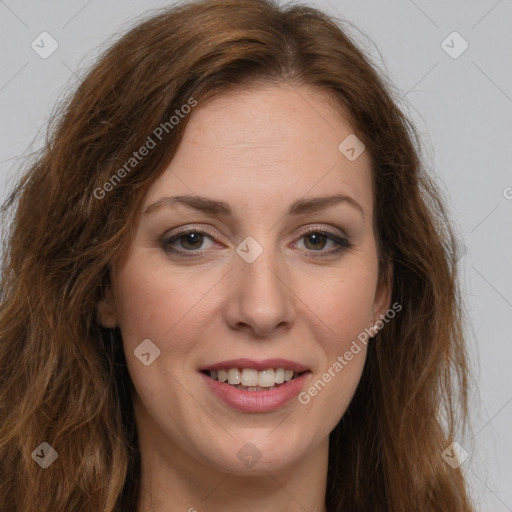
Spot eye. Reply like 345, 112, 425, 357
161, 228, 217, 256
160, 227, 353, 258
293, 229, 353, 258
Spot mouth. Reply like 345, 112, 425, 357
201, 368, 308, 391
199, 359, 312, 412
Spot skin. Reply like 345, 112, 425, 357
98, 83, 392, 512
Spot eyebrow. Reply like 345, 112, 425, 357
143, 193, 365, 219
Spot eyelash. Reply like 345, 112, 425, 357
160, 227, 353, 259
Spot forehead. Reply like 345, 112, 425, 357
143, 84, 373, 221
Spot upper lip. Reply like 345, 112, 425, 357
199, 358, 310, 373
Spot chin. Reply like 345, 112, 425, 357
196, 422, 322, 475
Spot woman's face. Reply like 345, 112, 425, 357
98, 84, 391, 475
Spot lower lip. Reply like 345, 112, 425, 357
200, 372, 311, 412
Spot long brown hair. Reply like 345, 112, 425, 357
0, 0, 474, 510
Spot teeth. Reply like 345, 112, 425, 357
241, 368, 258, 387
236, 385, 277, 391
258, 369, 275, 387
208, 367, 302, 388
227, 368, 241, 385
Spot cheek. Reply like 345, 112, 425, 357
306, 348, 367, 426
112, 254, 206, 354
298, 278, 370, 425
300, 265, 378, 350
111, 255, 208, 421
294, 262, 376, 413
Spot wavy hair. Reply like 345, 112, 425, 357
0, 0, 473, 510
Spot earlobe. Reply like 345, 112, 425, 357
96, 285, 118, 328
372, 262, 393, 328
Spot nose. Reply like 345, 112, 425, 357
222, 243, 296, 338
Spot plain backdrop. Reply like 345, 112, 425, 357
1, 0, 511, 509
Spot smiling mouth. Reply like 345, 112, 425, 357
201, 368, 308, 391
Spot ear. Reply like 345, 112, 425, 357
96, 284, 118, 328
371, 261, 393, 329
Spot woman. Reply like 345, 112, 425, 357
0, 0, 474, 510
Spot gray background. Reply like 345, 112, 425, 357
1, 0, 511, 509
